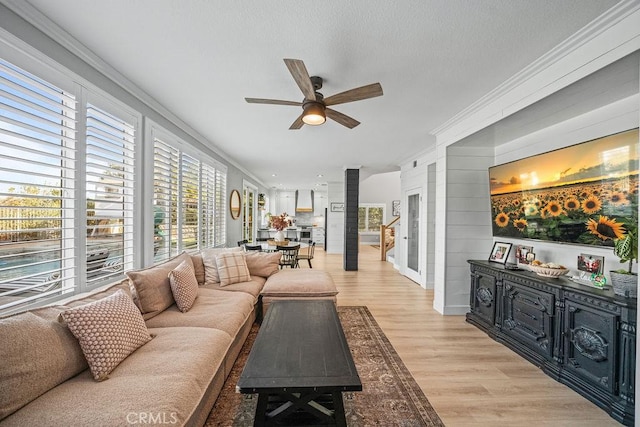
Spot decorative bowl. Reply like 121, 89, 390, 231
528, 264, 569, 278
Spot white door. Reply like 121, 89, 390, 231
404, 189, 423, 284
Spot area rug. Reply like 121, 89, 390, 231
205, 306, 444, 427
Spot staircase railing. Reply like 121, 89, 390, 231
380, 216, 400, 261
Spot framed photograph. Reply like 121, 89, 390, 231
330, 202, 344, 212
515, 245, 534, 265
489, 242, 512, 264
392, 200, 400, 216
577, 253, 604, 274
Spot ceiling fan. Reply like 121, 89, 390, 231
245, 58, 383, 130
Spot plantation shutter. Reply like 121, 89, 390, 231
0, 58, 77, 312
153, 138, 179, 262
201, 163, 216, 248
180, 153, 199, 251
214, 167, 227, 246
85, 102, 135, 284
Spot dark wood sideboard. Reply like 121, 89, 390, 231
467, 260, 636, 426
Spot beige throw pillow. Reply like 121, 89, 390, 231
168, 259, 199, 312
60, 289, 153, 381
216, 251, 251, 286
201, 247, 243, 285
244, 251, 281, 278
126, 252, 191, 319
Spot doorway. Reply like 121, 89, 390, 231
405, 189, 422, 284
243, 181, 257, 242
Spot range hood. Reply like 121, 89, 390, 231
295, 190, 314, 213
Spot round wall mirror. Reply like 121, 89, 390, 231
229, 189, 242, 219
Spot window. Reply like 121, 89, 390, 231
152, 127, 226, 263
358, 204, 385, 232
0, 57, 139, 315
0, 58, 76, 312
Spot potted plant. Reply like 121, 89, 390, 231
610, 221, 638, 298
270, 212, 290, 243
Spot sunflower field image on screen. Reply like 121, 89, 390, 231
489, 128, 639, 247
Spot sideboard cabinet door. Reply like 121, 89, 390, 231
469, 266, 498, 329
564, 297, 618, 394
502, 279, 555, 360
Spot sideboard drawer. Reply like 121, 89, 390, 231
502, 279, 555, 360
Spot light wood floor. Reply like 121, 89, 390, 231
307, 245, 620, 426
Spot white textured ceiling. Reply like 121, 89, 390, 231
22, 0, 618, 189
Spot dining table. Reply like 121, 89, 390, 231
260, 241, 308, 253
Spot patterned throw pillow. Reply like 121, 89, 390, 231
168, 259, 198, 312
60, 289, 153, 381
216, 251, 251, 286
201, 247, 244, 285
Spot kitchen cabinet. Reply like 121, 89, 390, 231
311, 227, 324, 247
467, 260, 635, 426
314, 192, 327, 215
276, 191, 295, 215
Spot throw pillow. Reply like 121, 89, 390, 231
60, 289, 153, 381
244, 251, 281, 278
201, 247, 243, 285
216, 251, 251, 286
126, 252, 192, 320
168, 259, 199, 312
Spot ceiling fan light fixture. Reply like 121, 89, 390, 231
302, 101, 326, 126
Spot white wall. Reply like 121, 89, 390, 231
325, 181, 344, 254
359, 171, 401, 220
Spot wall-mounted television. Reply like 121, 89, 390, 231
489, 128, 639, 247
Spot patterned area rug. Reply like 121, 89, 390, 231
206, 306, 444, 427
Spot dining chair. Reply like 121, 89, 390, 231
296, 241, 316, 268
244, 244, 263, 252
277, 244, 299, 268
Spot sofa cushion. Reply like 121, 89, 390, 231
201, 247, 243, 285
0, 306, 88, 421
261, 269, 338, 297
190, 252, 206, 285
168, 259, 198, 312
0, 326, 232, 427
200, 276, 266, 300
126, 252, 191, 320
245, 251, 281, 278
60, 289, 153, 381
216, 252, 251, 286
144, 288, 255, 337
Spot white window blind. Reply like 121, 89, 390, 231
153, 138, 179, 262
214, 168, 227, 246
85, 103, 135, 285
153, 132, 227, 262
0, 58, 77, 313
181, 153, 199, 251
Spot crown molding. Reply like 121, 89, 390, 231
0, 0, 268, 189
430, 0, 640, 137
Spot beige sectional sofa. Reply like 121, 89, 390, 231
0, 248, 337, 427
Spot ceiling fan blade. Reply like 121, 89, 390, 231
326, 108, 360, 129
283, 58, 316, 101
289, 113, 305, 130
245, 98, 302, 106
324, 83, 383, 106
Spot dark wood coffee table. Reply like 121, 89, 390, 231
237, 300, 362, 426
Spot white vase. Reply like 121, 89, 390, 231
274, 230, 285, 242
